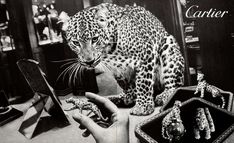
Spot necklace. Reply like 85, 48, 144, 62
162, 100, 186, 141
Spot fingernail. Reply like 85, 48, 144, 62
73, 112, 82, 120
85, 92, 90, 95
85, 92, 91, 97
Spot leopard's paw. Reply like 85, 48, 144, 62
107, 95, 122, 106
155, 94, 167, 106
107, 93, 135, 107
155, 89, 175, 106
130, 103, 154, 116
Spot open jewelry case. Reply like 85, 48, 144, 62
160, 86, 234, 112
135, 98, 234, 143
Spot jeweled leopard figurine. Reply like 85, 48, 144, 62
193, 107, 215, 140
65, 97, 108, 122
162, 100, 185, 141
194, 73, 225, 108
195, 73, 221, 98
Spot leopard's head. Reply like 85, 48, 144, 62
64, 3, 124, 67
197, 72, 204, 82
63, 3, 124, 68
65, 7, 109, 67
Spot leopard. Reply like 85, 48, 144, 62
194, 72, 225, 108
62, 3, 185, 115
65, 97, 108, 122
161, 100, 185, 141
195, 72, 221, 98
194, 107, 212, 140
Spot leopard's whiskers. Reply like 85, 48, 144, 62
62, 63, 77, 81
57, 60, 81, 87
60, 58, 79, 68
73, 63, 82, 85
56, 64, 73, 83
56, 58, 80, 83
68, 63, 80, 86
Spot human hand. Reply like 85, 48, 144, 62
73, 92, 129, 143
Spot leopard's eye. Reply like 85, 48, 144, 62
92, 36, 99, 44
99, 18, 105, 22
72, 41, 80, 47
97, 16, 106, 22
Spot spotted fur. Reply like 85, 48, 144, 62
64, 3, 185, 115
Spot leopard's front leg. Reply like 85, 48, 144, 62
107, 84, 136, 106
194, 82, 206, 98
130, 61, 155, 115
101, 54, 137, 106
194, 84, 200, 95
155, 35, 185, 106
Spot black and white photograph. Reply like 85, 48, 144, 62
0, 0, 234, 142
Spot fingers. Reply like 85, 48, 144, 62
73, 112, 103, 137
85, 92, 119, 114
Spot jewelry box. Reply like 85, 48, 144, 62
135, 98, 234, 143
160, 86, 233, 112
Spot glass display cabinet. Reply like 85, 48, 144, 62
32, 0, 63, 45
0, 0, 15, 52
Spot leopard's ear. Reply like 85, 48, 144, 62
95, 4, 110, 28
58, 11, 70, 31
97, 3, 110, 10
96, 3, 110, 17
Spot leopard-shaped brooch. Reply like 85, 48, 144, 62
193, 107, 215, 140
194, 72, 225, 108
65, 97, 109, 127
161, 100, 186, 141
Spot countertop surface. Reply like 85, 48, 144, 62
0, 94, 234, 143
0, 94, 159, 143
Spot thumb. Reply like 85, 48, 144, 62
73, 112, 104, 138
